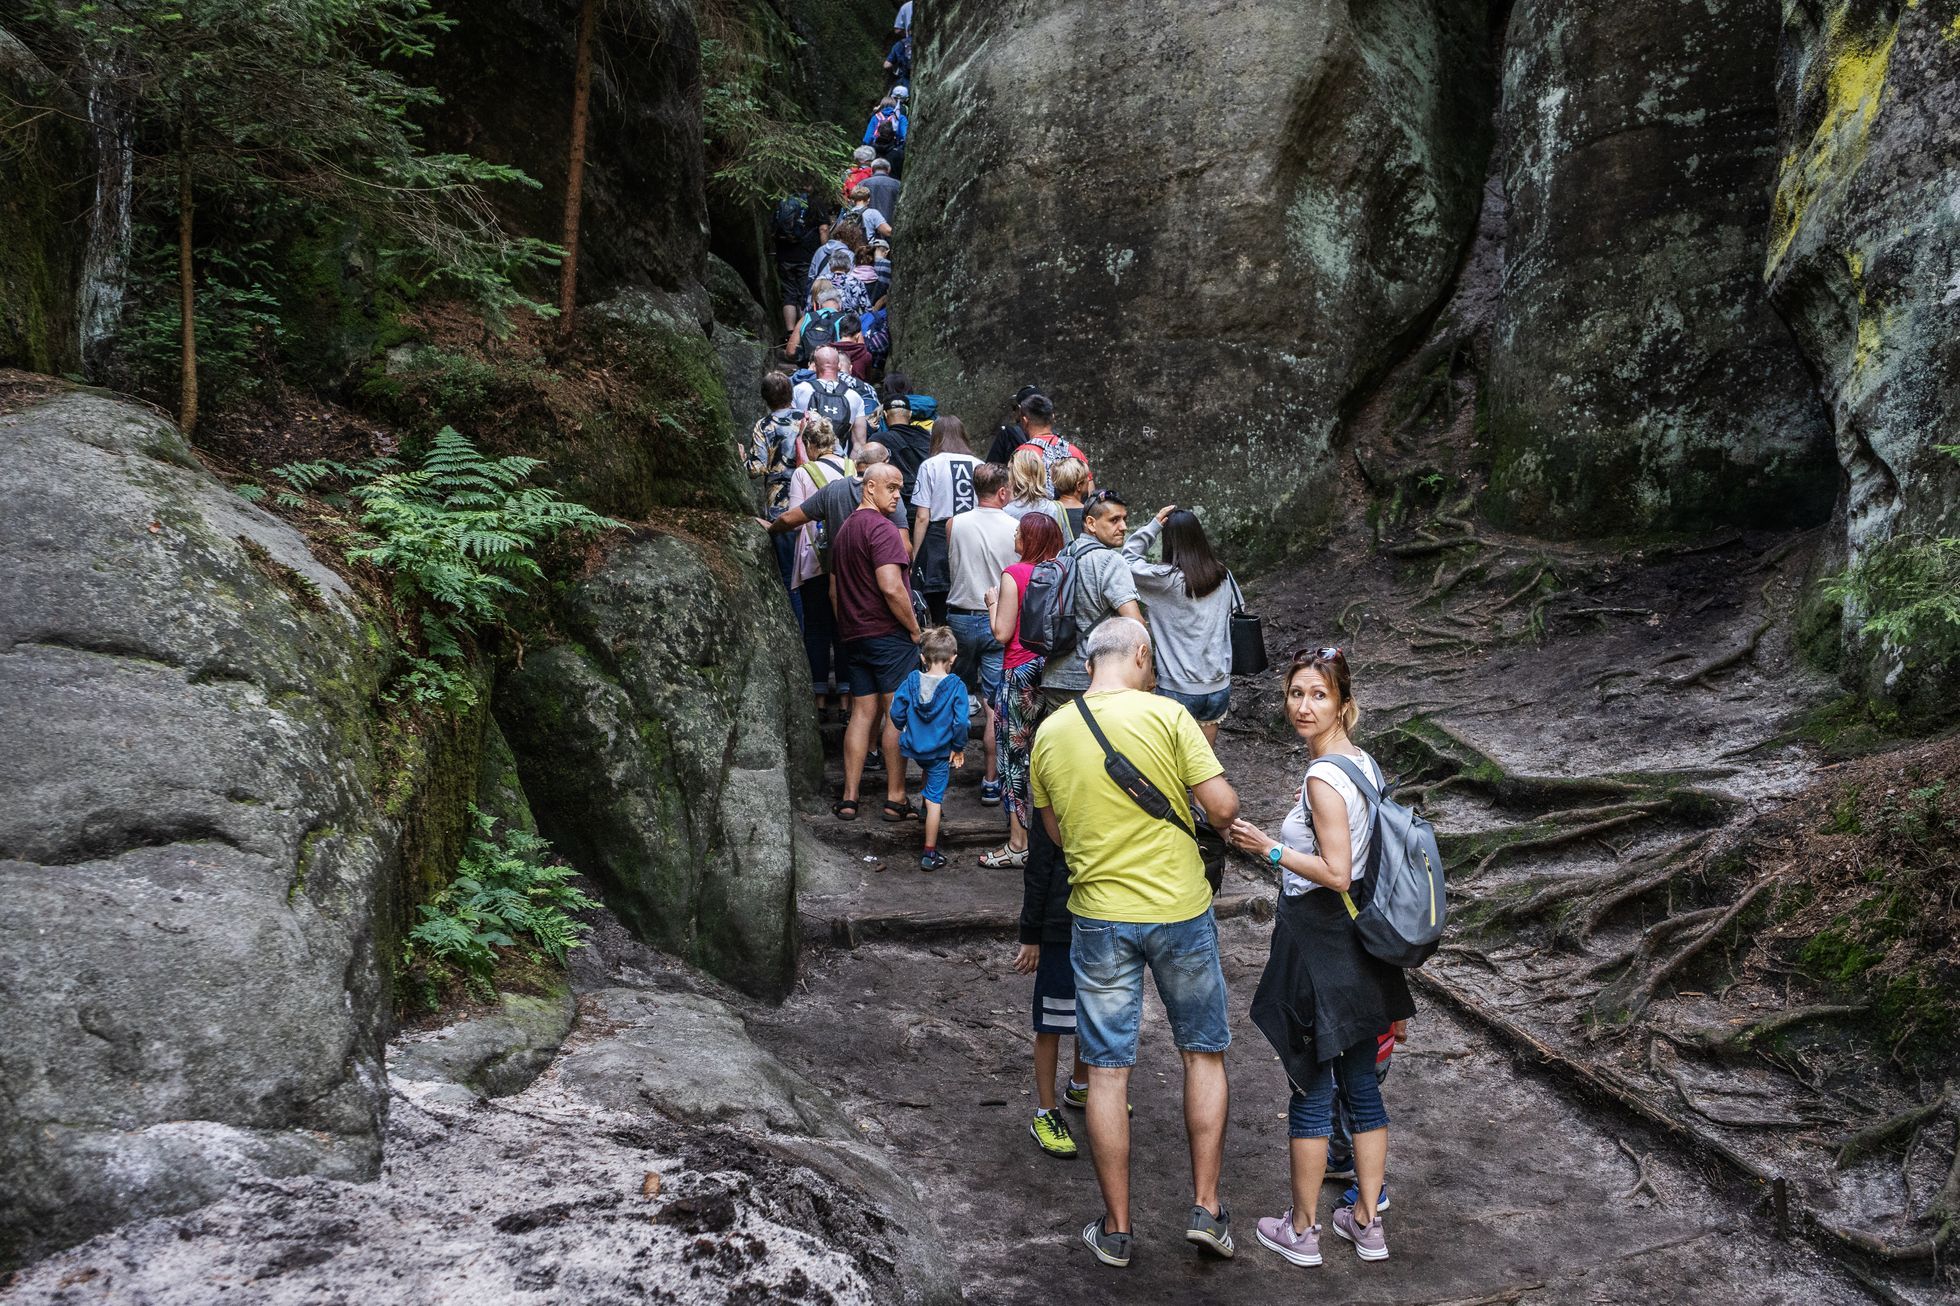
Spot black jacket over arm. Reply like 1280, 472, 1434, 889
1019, 814, 1073, 945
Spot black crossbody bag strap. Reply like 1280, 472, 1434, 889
1072, 697, 1196, 839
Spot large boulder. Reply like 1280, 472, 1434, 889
0, 390, 398, 1266
1764, 0, 1960, 716
1485, 0, 1837, 534
894, 0, 1493, 561
496, 526, 821, 1001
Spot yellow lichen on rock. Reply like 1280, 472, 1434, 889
1766, 8, 1899, 278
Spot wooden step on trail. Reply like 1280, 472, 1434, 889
802, 891, 1274, 950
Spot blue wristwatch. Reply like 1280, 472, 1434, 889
1266, 844, 1284, 867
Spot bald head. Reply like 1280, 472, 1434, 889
854, 441, 890, 469
859, 460, 905, 515
1083, 616, 1153, 690
812, 345, 841, 377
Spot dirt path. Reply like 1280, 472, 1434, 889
764, 523, 1950, 1303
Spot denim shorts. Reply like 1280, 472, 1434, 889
946, 610, 1003, 700
1070, 911, 1230, 1067
1158, 685, 1231, 725
917, 757, 951, 805
842, 633, 917, 697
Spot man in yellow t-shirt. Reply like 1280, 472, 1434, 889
1030, 616, 1240, 1268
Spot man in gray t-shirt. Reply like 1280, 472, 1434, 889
864, 159, 901, 223
761, 442, 909, 573
1040, 495, 1142, 696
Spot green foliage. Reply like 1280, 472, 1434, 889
1824, 446, 1960, 674
699, 3, 856, 203
404, 805, 598, 998
253, 429, 618, 707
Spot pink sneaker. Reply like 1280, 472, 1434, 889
1254, 1209, 1322, 1266
1331, 1203, 1388, 1261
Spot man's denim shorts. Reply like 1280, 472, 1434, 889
1157, 685, 1231, 725
1069, 911, 1230, 1068
946, 609, 1003, 700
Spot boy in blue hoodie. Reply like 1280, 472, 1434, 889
889, 626, 968, 870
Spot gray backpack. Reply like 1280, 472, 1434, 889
1321, 755, 1446, 968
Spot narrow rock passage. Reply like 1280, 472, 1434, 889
754, 524, 1921, 1304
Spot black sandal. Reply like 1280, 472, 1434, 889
881, 798, 917, 823
832, 798, 861, 821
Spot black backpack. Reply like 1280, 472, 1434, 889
1018, 547, 1083, 658
797, 308, 842, 365
771, 195, 811, 249
872, 112, 900, 153
804, 378, 855, 443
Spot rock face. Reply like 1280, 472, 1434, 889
896, 0, 1493, 560
497, 528, 822, 1002
0, 391, 397, 1266
1486, 0, 1837, 534
0, 30, 87, 374
1765, 0, 1960, 713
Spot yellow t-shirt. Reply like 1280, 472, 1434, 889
1029, 688, 1224, 924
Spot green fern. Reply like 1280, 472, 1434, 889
405, 805, 598, 985
269, 428, 618, 708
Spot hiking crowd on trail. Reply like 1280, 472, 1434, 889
741, 7, 1446, 1276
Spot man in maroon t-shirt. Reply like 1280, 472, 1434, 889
833, 463, 923, 821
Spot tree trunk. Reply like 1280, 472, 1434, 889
177, 152, 198, 436
79, 55, 134, 371
556, 0, 599, 337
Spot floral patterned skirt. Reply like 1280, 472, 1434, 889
991, 656, 1047, 825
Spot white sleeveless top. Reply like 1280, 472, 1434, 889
1278, 750, 1383, 897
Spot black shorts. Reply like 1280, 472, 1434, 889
843, 633, 917, 697
1032, 940, 1078, 1036
779, 260, 812, 310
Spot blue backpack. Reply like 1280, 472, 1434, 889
1320, 756, 1447, 968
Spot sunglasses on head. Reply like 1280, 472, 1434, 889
1086, 488, 1125, 507
1291, 645, 1343, 661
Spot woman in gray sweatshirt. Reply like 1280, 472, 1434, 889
1122, 505, 1238, 742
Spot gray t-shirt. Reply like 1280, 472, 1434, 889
864, 174, 901, 221
805, 475, 907, 573
1039, 536, 1140, 691
1122, 518, 1236, 694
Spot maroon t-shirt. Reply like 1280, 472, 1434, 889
832, 507, 912, 642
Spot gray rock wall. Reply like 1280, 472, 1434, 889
0, 392, 398, 1265
1765, 0, 1960, 713
496, 529, 822, 1002
1486, 0, 1837, 534
895, 0, 1493, 561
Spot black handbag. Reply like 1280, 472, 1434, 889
1228, 574, 1268, 676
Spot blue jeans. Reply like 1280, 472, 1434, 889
946, 609, 1003, 700
1288, 1035, 1391, 1139
1330, 1053, 1392, 1167
1071, 912, 1230, 1067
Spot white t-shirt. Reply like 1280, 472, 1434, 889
895, 1, 912, 31
912, 452, 981, 521
946, 506, 1022, 609
1279, 751, 1383, 897
793, 379, 865, 435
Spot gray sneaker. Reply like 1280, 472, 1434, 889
1331, 1203, 1388, 1261
1081, 1217, 1133, 1268
1185, 1203, 1235, 1258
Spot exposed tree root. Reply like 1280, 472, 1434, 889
1614, 1137, 1663, 1203
1674, 1004, 1870, 1059
1582, 906, 1727, 980
1665, 583, 1775, 688
1489, 566, 1550, 613
1836, 1085, 1956, 1168
1592, 879, 1773, 1025
1387, 534, 1480, 558
1575, 834, 1717, 939
1468, 804, 1670, 880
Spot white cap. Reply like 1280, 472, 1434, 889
893, 85, 909, 98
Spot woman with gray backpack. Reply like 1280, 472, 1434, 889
1226, 647, 1421, 1269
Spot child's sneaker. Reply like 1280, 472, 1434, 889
979, 778, 1002, 806
1254, 1210, 1321, 1267
919, 849, 947, 872
1062, 1082, 1132, 1114
1324, 1155, 1357, 1181
1029, 1109, 1077, 1158
1340, 1183, 1389, 1212
1330, 1204, 1388, 1261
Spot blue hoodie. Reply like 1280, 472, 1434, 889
889, 669, 969, 764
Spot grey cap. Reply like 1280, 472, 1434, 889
893, 85, 909, 98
